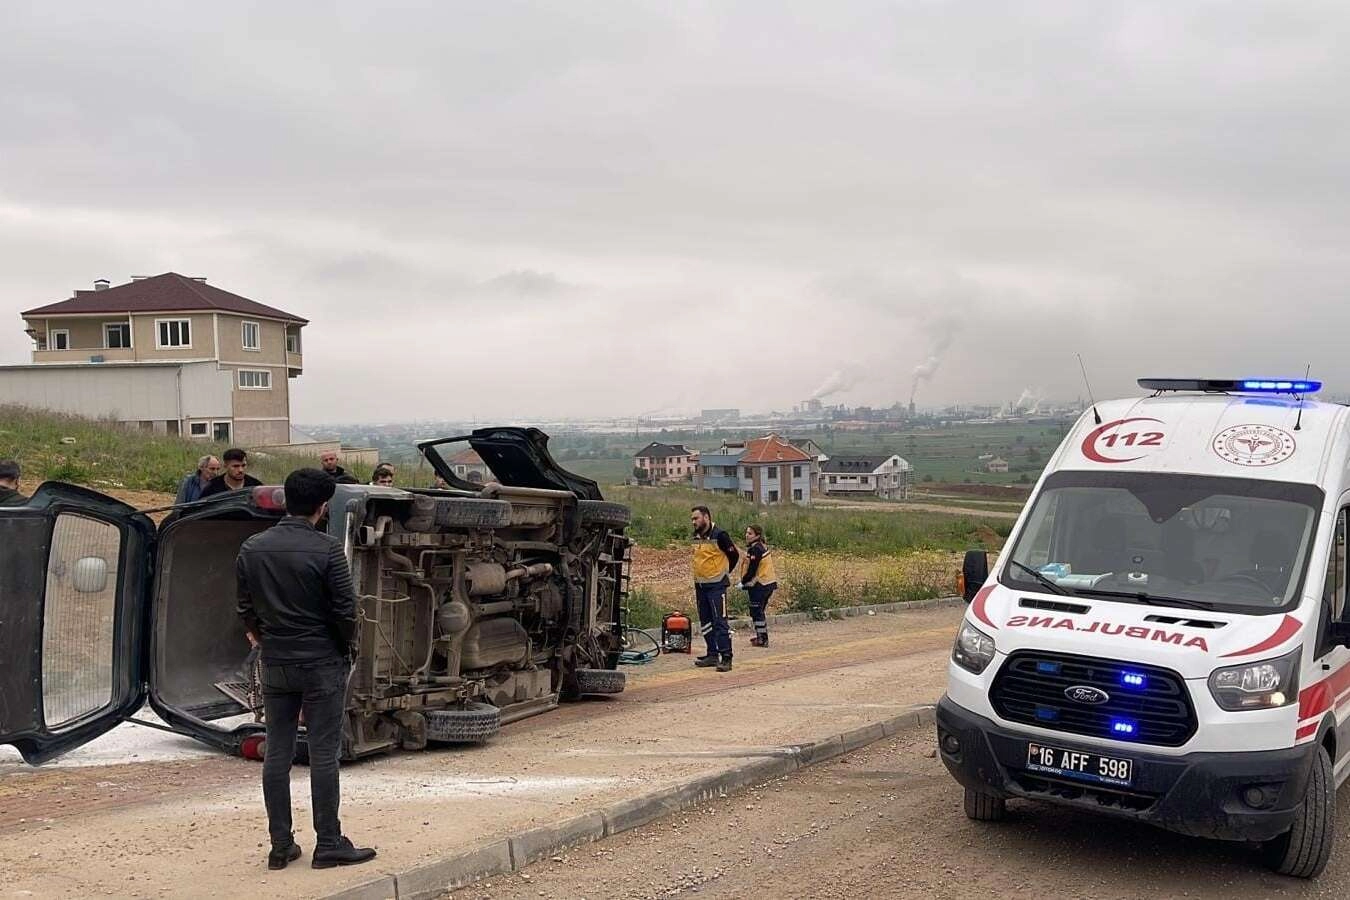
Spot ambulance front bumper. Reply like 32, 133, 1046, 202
936, 696, 1317, 842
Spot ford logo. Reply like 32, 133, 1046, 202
1064, 685, 1110, 705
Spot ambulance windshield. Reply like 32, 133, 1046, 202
1002, 471, 1322, 613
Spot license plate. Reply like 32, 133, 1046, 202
1025, 742, 1134, 788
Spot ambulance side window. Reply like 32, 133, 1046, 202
1323, 509, 1347, 623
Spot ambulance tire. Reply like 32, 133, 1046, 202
574, 667, 627, 696
577, 500, 632, 529
963, 787, 1007, 822
425, 703, 501, 744
1263, 745, 1334, 878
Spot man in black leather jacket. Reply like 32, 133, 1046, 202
235, 468, 375, 871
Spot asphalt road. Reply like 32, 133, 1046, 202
460, 730, 1350, 900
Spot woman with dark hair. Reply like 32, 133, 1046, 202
738, 524, 778, 648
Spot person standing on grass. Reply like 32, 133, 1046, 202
202, 447, 264, 497
175, 454, 221, 504
739, 524, 778, 648
690, 505, 739, 672
0, 459, 26, 506
235, 468, 376, 871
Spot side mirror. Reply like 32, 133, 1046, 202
962, 550, 989, 603
71, 556, 110, 593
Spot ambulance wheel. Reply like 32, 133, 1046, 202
1263, 745, 1334, 878
963, 787, 1006, 821
574, 667, 626, 696
425, 703, 501, 743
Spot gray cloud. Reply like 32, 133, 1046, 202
2, 1, 1349, 421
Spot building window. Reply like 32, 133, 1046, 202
793, 489, 803, 501
793, 465, 802, 478
286, 332, 300, 354
49, 329, 70, 350
768, 490, 780, 502
744, 491, 754, 500
238, 369, 272, 390
766, 467, 778, 480
742, 467, 751, 478
189, 422, 208, 437
242, 321, 261, 351
829, 475, 837, 484
104, 323, 131, 349
156, 318, 192, 348
213, 422, 231, 442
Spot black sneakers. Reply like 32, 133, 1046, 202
716, 657, 733, 672
312, 836, 377, 869
268, 842, 302, 870
694, 655, 719, 668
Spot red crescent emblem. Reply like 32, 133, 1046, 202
971, 583, 997, 630
1219, 614, 1301, 659
1081, 417, 1164, 464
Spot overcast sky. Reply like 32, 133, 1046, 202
3, 1, 1349, 423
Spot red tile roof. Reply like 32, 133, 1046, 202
21, 273, 308, 324
740, 434, 811, 465
449, 447, 485, 465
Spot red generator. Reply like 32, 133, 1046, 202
661, 612, 693, 653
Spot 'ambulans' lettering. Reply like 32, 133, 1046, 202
1000, 616, 1210, 652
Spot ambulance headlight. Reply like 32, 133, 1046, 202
953, 621, 997, 675
1207, 647, 1300, 711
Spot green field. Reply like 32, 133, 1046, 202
609, 485, 1010, 554
547, 421, 1070, 489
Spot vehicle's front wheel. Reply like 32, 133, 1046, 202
1263, 745, 1334, 878
963, 787, 1007, 821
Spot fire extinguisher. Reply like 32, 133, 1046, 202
661, 611, 692, 653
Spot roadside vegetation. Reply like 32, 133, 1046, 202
0, 405, 332, 492
1, 407, 1009, 629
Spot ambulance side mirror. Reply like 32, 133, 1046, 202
962, 550, 989, 603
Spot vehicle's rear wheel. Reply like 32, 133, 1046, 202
573, 667, 626, 695
963, 787, 1007, 821
425, 702, 502, 743
577, 500, 632, 529
1263, 745, 1334, 878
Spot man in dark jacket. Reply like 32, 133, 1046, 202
319, 450, 347, 481
689, 505, 740, 672
203, 447, 263, 497
235, 468, 375, 871
0, 459, 26, 506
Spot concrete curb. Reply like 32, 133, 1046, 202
324, 703, 937, 900
637, 595, 963, 643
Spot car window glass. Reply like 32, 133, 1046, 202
41, 515, 120, 730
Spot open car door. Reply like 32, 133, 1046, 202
0, 482, 154, 764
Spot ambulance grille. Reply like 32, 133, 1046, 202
991, 651, 1196, 747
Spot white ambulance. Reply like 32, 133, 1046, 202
939, 378, 1350, 878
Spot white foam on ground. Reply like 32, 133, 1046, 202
0, 713, 228, 772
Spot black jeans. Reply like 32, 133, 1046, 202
261, 658, 349, 850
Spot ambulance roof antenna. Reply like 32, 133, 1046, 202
1295, 362, 1312, 432
1077, 354, 1102, 425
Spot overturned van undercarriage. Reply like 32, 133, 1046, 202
0, 427, 633, 765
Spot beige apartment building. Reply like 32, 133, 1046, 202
7, 273, 307, 445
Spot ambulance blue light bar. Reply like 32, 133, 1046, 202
1138, 378, 1321, 395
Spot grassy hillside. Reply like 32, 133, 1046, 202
0, 405, 341, 492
